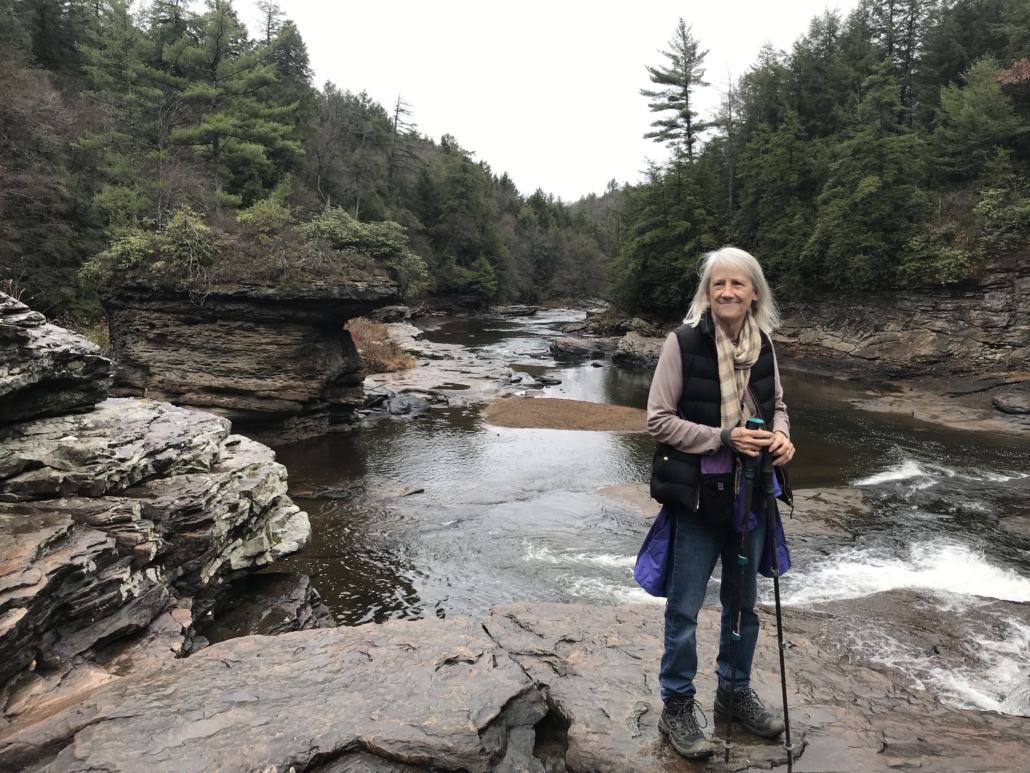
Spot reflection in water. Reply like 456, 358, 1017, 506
277, 406, 656, 624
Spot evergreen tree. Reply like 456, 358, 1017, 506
77, 0, 171, 228
17, 0, 96, 76
734, 110, 823, 284
164, 0, 300, 208
802, 62, 932, 288
790, 11, 862, 138
934, 56, 1026, 179
608, 162, 718, 313
641, 19, 711, 162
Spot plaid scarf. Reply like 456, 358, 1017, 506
714, 312, 761, 429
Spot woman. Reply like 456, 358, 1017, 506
646, 247, 795, 759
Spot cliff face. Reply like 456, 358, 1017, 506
0, 292, 326, 704
104, 278, 401, 445
776, 257, 1030, 376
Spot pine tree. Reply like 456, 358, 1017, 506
164, 0, 301, 208
734, 110, 822, 284
641, 19, 711, 162
934, 57, 1027, 180
609, 162, 718, 313
802, 62, 932, 289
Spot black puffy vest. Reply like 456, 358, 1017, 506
674, 311, 778, 433
649, 311, 780, 511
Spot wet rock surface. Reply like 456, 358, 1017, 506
201, 573, 335, 643
992, 382, 1030, 414
0, 294, 112, 424
3, 596, 1027, 772
366, 323, 535, 407
104, 280, 401, 445
0, 618, 546, 773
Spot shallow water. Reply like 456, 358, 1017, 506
275, 312, 1030, 715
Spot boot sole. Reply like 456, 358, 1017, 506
658, 715, 716, 758
714, 695, 785, 739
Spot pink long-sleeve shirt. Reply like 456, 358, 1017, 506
646, 331, 791, 455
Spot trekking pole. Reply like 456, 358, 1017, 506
723, 416, 764, 764
761, 445, 794, 773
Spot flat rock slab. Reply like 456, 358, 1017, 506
487, 599, 1030, 773
483, 397, 647, 432
0, 618, 544, 773
4, 596, 1028, 773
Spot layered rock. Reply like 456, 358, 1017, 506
0, 295, 111, 424
104, 279, 401, 445
776, 255, 1030, 375
0, 618, 547, 773
0, 399, 311, 685
1, 299, 327, 740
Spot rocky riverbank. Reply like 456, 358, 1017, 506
1, 292, 332, 756
3, 592, 1028, 773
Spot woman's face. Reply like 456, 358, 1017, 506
708, 265, 758, 332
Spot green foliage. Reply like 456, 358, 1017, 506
164, 0, 302, 206
608, 163, 718, 314
160, 207, 215, 270
899, 230, 972, 285
300, 207, 427, 293
973, 187, 1030, 255
801, 65, 933, 289
79, 232, 152, 285
934, 57, 1026, 180
237, 177, 293, 233
641, 19, 711, 162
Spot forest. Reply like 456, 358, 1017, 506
1, 0, 1029, 325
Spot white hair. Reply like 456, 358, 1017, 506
683, 247, 780, 333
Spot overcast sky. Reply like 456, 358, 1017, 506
244, 1, 861, 202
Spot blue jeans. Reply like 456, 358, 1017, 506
660, 506, 767, 702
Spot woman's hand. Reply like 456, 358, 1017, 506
769, 431, 795, 466
728, 427, 773, 457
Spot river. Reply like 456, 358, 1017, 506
275, 310, 1030, 718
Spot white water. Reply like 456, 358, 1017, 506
852, 459, 1029, 489
780, 541, 1030, 606
848, 618, 1030, 718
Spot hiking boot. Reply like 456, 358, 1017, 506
714, 686, 785, 739
659, 696, 716, 759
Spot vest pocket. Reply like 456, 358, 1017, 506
698, 473, 735, 527
649, 445, 700, 512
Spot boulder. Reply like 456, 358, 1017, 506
618, 317, 661, 337
384, 395, 432, 415
0, 293, 112, 424
549, 337, 617, 360
992, 383, 1030, 414
611, 332, 664, 370
492, 305, 539, 317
